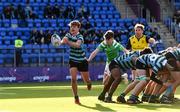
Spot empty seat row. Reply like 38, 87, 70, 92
0, 0, 110, 3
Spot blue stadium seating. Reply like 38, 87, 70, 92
22, 54, 30, 64
0, 0, 166, 66
41, 44, 48, 53
0, 54, 4, 64
32, 44, 40, 54
4, 54, 14, 64
24, 44, 32, 54
30, 53, 39, 64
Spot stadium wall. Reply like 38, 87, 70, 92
0, 65, 105, 83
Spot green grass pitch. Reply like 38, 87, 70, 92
0, 81, 179, 112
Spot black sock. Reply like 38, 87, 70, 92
120, 93, 126, 97
75, 95, 79, 99
130, 94, 138, 100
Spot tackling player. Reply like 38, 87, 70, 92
87, 30, 128, 85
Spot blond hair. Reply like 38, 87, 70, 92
68, 20, 81, 28
134, 23, 144, 30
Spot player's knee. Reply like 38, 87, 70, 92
136, 75, 149, 81
71, 79, 77, 84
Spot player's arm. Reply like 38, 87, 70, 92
150, 61, 171, 85
122, 47, 129, 54
87, 48, 100, 62
165, 62, 174, 71
177, 60, 180, 69
118, 43, 129, 54
61, 36, 68, 45
68, 39, 82, 48
61, 36, 82, 48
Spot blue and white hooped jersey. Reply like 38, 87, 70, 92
137, 53, 167, 75
169, 48, 180, 61
114, 51, 140, 70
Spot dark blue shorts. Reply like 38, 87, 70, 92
69, 60, 88, 72
136, 60, 149, 70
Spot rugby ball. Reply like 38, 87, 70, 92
51, 34, 61, 47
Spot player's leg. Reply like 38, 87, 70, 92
105, 67, 123, 103
133, 80, 148, 96
142, 80, 154, 102
105, 61, 123, 102
98, 75, 114, 101
103, 63, 110, 85
156, 72, 171, 96
131, 69, 136, 81
79, 60, 92, 90
160, 60, 180, 103
122, 80, 139, 96
70, 67, 80, 104
80, 71, 92, 90
127, 69, 149, 104
69, 60, 82, 104
98, 63, 110, 101
149, 70, 169, 103
142, 69, 153, 98
103, 73, 110, 85
160, 71, 180, 103
117, 80, 139, 103
170, 71, 180, 99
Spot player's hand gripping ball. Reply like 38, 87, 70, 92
51, 34, 61, 47
61, 37, 68, 44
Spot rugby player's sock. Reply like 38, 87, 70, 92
129, 94, 138, 100
150, 95, 156, 98
142, 94, 148, 97
169, 93, 175, 100
156, 94, 160, 98
100, 91, 106, 96
142, 94, 150, 102
120, 93, 126, 97
164, 85, 173, 96
107, 93, 113, 98
74, 95, 79, 99
142, 94, 150, 99
74, 96, 81, 104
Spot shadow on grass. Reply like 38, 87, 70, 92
79, 103, 116, 112
126, 102, 180, 110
